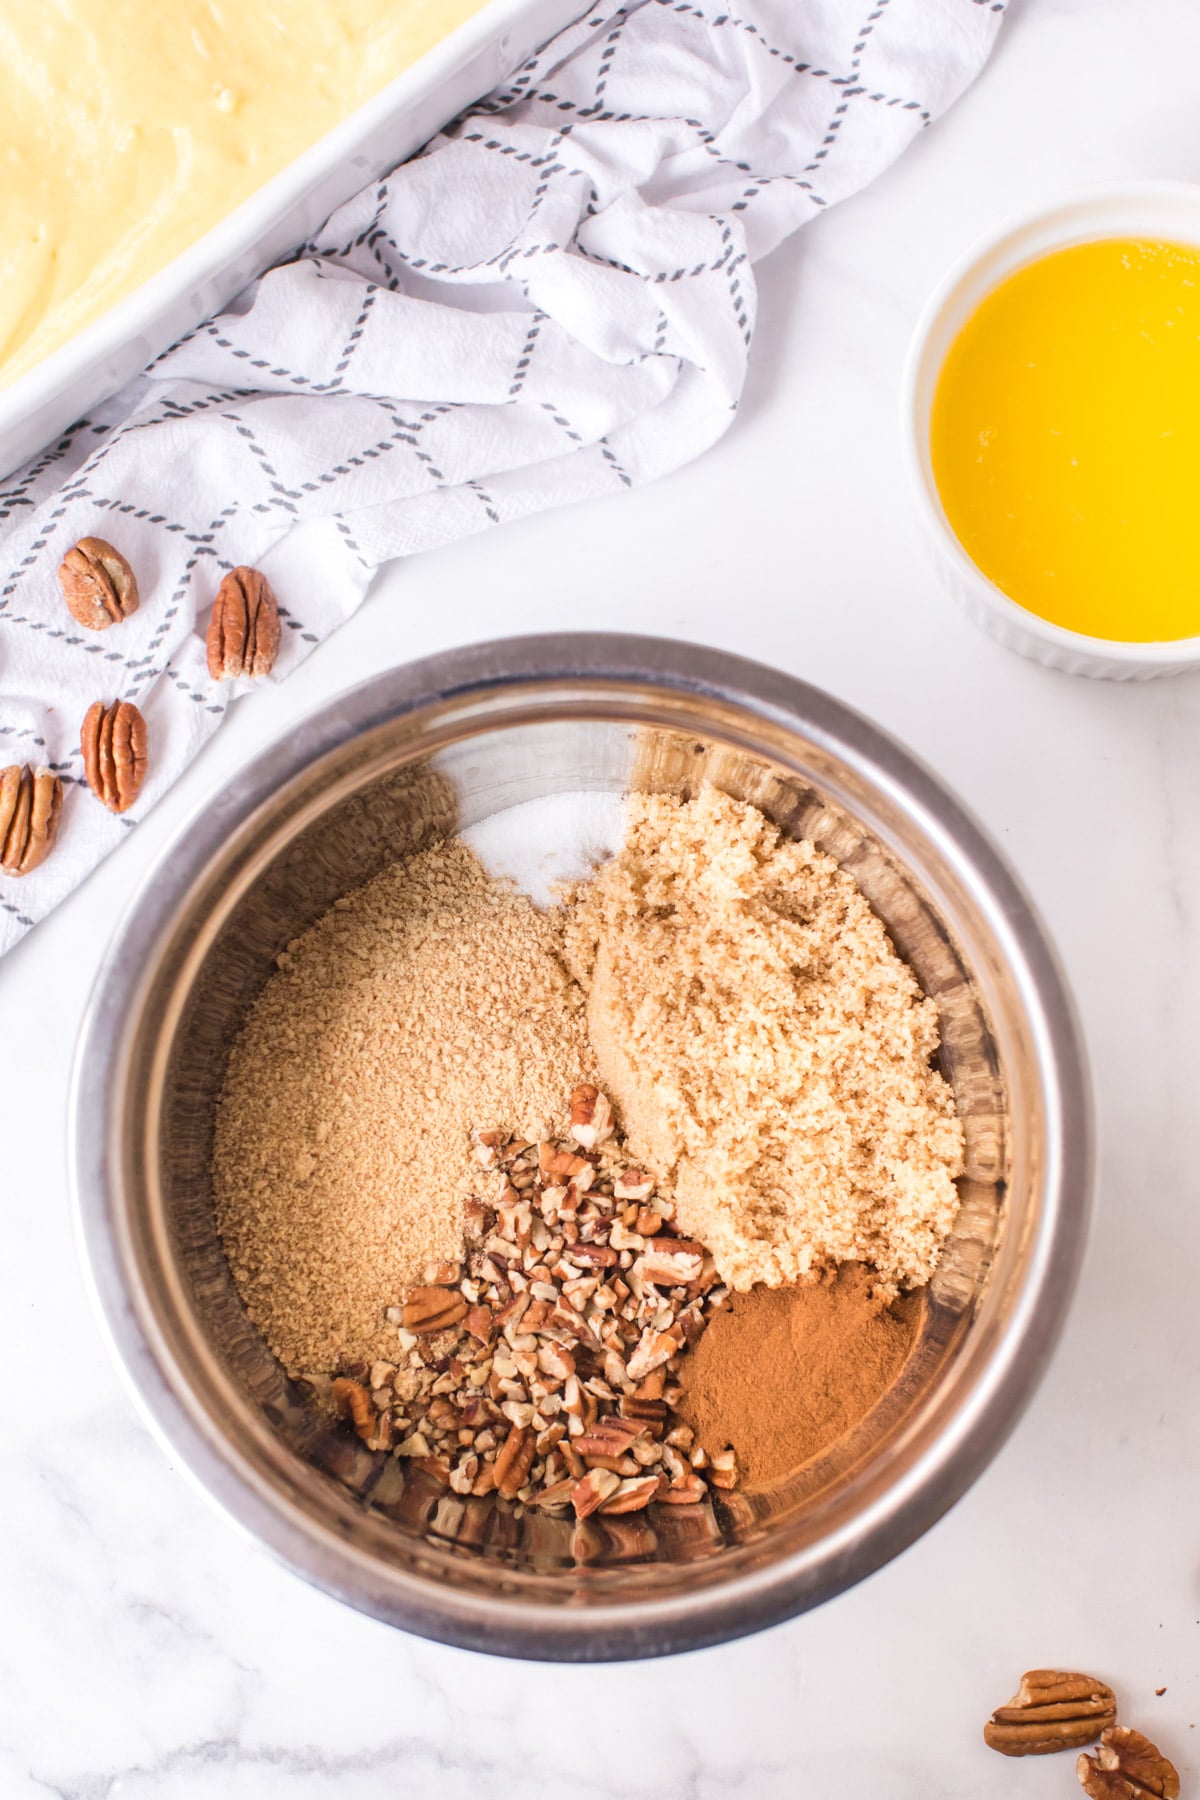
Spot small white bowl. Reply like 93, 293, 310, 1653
901, 181, 1200, 680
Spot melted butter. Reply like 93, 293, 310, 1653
0, 0, 489, 386
931, 238, 1200, 643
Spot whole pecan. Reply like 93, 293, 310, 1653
207, 566, 281, 680
0, 765, 63, 875
985, 1670, 1117, 1757
58, 537, 139, 631
81, 700, 148, 813
1077, 1727, 1180, 1800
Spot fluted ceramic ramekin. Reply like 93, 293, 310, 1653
71, 635, 1090, 1660
902, 181, 1200, 680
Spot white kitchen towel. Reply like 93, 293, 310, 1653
0, 0, 1004, 953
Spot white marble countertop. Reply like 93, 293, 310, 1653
4, 0, 1200, 1792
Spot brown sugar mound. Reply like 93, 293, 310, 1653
212, 839, 592, 1374
677, 1266, 923, 1489
563, 786, 964, 1294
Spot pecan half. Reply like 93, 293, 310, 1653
985, 1671, 1117, 1757
400, 1286, 468, 1334
58, 537, 139, 631
1077, 1728, 1180, 1799
0, 765, 63, 875
206, 565, 281, 680
81, 701, 148, 813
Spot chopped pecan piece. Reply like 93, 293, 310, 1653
1077, 1728, 1179, 1799
539, 1143, 593, 1191
570, 1467, 620, 1518
408, 1455, 452, 1486
707, 1447, 739, 1490
0, 765, 63, 876
536, 1342, 575, 1381
206, 565, 281, 680
574, 1418, 645, 1459
633, 1244, 706, 1286
656, 1473, 708, 1505
423, 1261, 462, 1287
613, 1168, 655, 1203
58, 537, 139, 631
81, 700, 148, 813
331, 1377, 376, 1443
473, 1129, 504, 1167
463, 1305, 495, 1343
568, 1083, 614, 1148
984, 1671, 1117, 1757
619, 1393, 669, 1426
531, 1478, 576, 1509
569, 1242, 619, 1268
626, 1327, 678, 1380
599, 1475, 660, 1515
493, 1425, 535, 1499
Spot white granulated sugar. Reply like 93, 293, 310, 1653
462, 790, 626, 907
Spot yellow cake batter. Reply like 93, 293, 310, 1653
0, 0, 489, 386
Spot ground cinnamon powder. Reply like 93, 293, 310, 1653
677, 1264, 923, 1490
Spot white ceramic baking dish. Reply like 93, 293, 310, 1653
0, 0, 588, 483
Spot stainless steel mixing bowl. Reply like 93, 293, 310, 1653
71, 634, 1090, 1660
